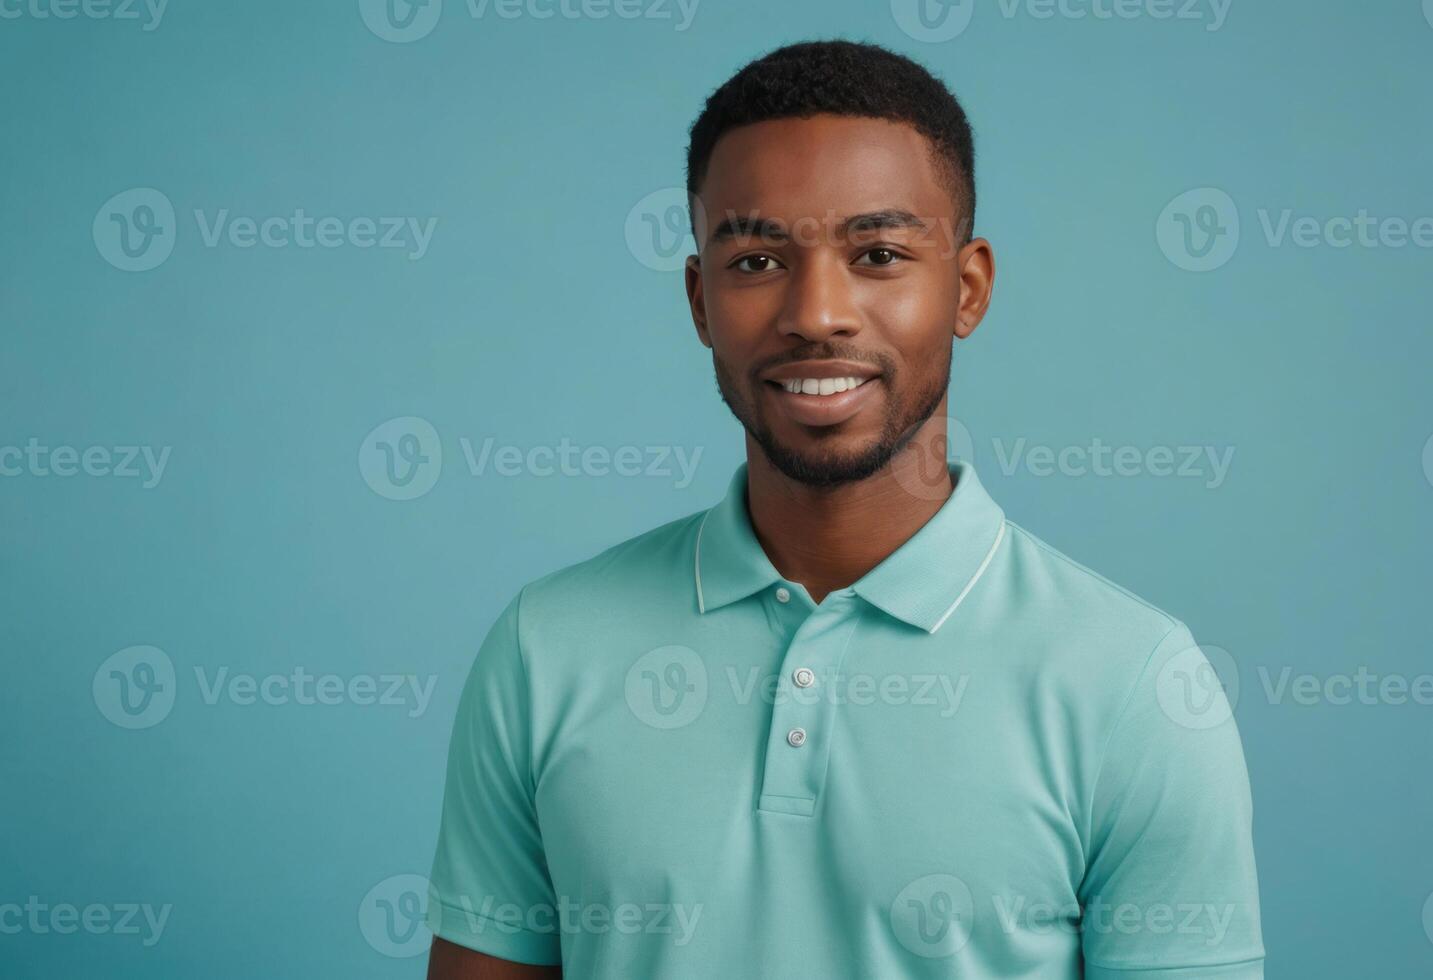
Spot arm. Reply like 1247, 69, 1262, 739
426, 590, 566, 971
427, 936, 562, 980
1079, 622, 1265, 979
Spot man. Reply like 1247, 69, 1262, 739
426, 40, 1263, 980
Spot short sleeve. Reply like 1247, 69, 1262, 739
426, 588, 562, 966
1079, 622, 1265, 979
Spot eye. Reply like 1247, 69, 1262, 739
854, 247, 906, 267
731, 254, 784, 273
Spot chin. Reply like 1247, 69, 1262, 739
761, 435, 899, 488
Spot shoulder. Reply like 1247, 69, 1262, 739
509, 507, 708, 637
990, 519, 1192, 687
1001, 520, 1181, 630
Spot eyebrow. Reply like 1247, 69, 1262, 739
707, 209, 931, 245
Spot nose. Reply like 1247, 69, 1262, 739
775, 252, 863, 343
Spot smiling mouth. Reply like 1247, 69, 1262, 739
767, 376, 872, 396
762, 374, 881, 428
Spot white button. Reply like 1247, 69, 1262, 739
775, 587, 791, 604
793, 667, 815, 688
787, 727, 807, 748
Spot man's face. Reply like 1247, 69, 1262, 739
685, 114, 988, 488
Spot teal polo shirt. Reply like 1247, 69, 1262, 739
427, 461, 1264, 979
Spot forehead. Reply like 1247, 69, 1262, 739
696, 114, 956, 232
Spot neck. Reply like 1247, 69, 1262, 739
743, 408, 954, 605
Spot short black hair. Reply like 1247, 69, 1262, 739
685, 39, 977, 240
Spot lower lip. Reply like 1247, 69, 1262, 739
765, 379, 880, 428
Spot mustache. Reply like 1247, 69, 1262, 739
753, 343, 891, 377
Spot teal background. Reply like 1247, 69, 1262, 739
2, 1, 1431, 977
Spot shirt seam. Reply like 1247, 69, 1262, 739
1005, 521, 1180, 625
1083, 952, 1266, 972
1080, 618, 1186, 866
809, 600, 870, 812
512, 583, 543, 810
429, 896, 562, 942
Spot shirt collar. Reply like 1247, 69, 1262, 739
694, 460, 1007, 634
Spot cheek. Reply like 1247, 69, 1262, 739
866, 277, 958, 359
704, 288, 777, 358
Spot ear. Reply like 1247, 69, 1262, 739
685, 254, 713, 349
953, 237, 995, 340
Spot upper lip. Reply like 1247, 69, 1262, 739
761, 359, 882, 383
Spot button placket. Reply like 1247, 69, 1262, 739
756, 591, 864, 817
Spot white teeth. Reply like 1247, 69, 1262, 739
780, 376, 867, 395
